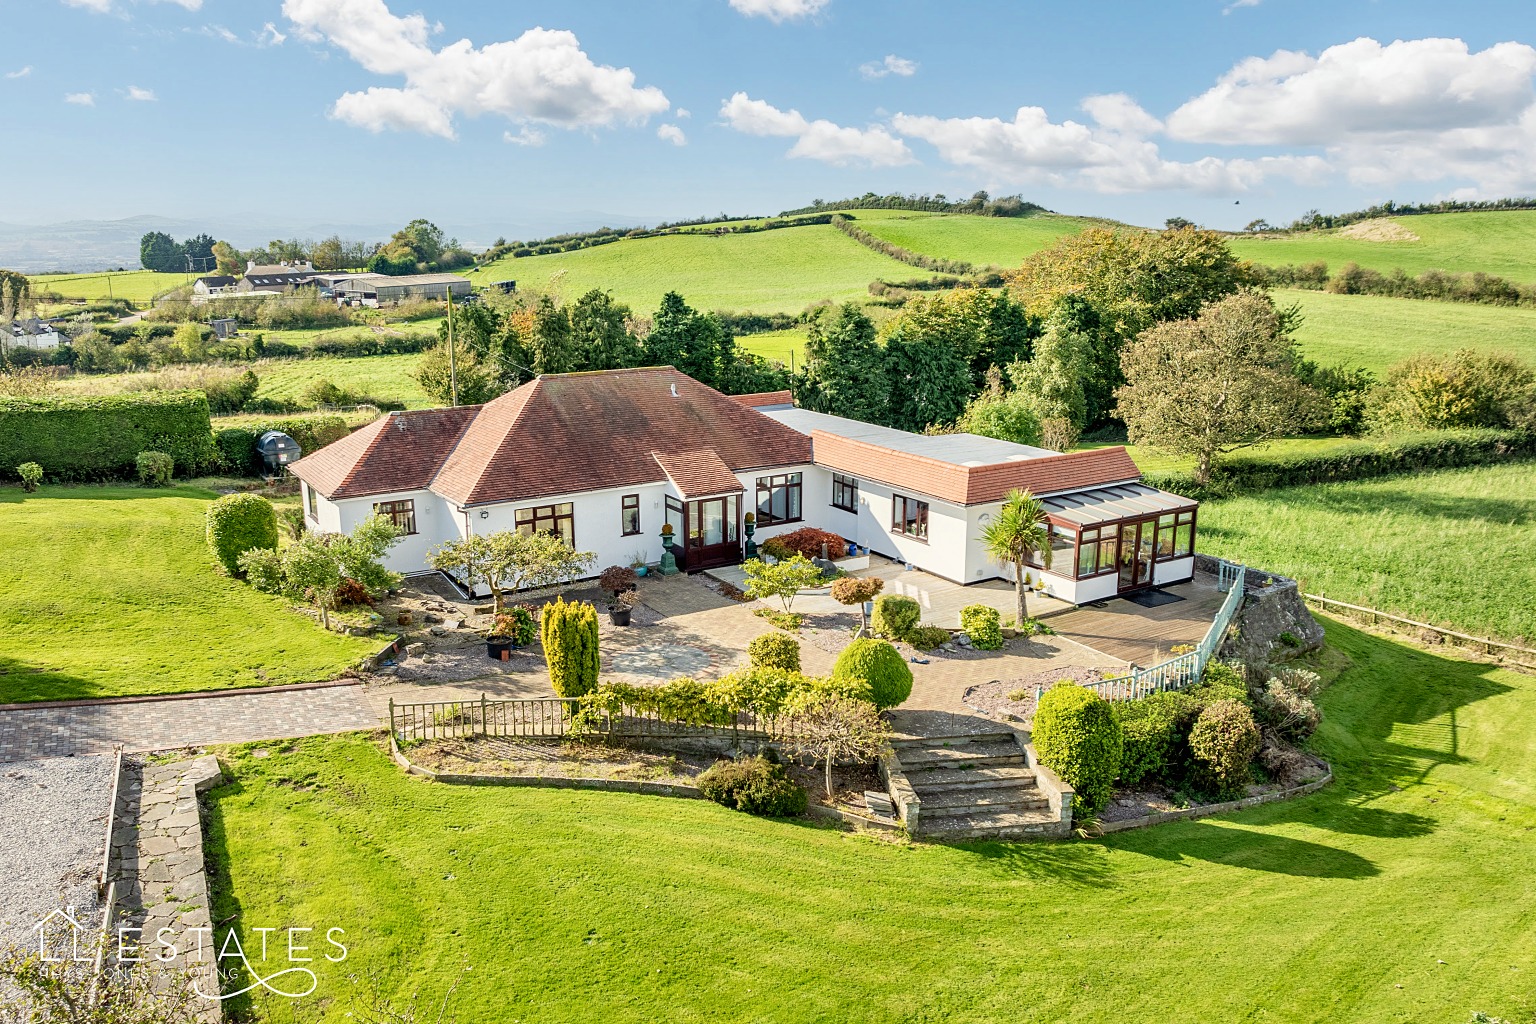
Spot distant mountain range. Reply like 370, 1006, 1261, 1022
0, 211, 654, 274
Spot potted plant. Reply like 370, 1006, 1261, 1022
608, 588, 639, 626
486, 606, 536, 660
630, 552, 648, 578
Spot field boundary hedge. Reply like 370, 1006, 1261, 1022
0, 390, 215, 481
1142, 429, 1536, 500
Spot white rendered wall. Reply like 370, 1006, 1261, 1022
1154, 555, 1195, 585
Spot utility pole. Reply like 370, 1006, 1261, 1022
446, 287, 459, 407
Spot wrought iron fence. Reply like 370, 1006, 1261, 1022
388, 695, 794, 746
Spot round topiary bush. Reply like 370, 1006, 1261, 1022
870, 594, 920, 641
748, 631, 802, 673
205, 492, 279, 576
831, 637, 912, 709
1113, 692, 1195, 789
1188, 698, 1262, 798
959, 604, 1003, 650
698, 756, 807, 817
1032, 683, 1124, 817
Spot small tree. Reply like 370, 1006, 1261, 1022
136, 450, 174, 487
242, 514, 402, 629
981, 488, 1050, 628
428, 531, 594, 611
742, 555, 825, 612
16, 462, 42, 492
542, 597, 600, 699
1115, 292, 1326, 484
783, 693, 889, 799
830, 575, 884, 634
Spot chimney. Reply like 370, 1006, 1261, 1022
246, 260, 256, 272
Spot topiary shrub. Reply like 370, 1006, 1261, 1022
214, 427, 258, 475
959, 604, 1003, 650
135, 450, 174, 487
1112, 692, 1197, 789
205, 492, 278, 576
829, 576, 883, 607
904, 624, 951, 650
1189, 660, 1251, 707
831, 637, 912, 709
1188, 699, 1262, 798
541, 597, 600, 699
697, 756, 807, 817
17, 461, 42, 492
1032, 683, 1124, 817
749, 631, 801, 672
870, 594, 920, 641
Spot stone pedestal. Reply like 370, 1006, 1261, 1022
660, 535, 679, 575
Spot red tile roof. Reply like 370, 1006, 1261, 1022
290, 406, 479, 499
731, 390, 794, 408
652, 449, 745, 498
432, 367, 811, 506
809, 432, 1141, 505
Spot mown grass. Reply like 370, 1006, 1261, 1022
1282, 288, 1536, 373
855, 210, 1127, 268
467, 224, 907, 314
1080, 435, 1366, 476
1229, 211, 1536, 284
249, 354, 432, 410
205, 621, 1536, 1023
0, 485, 376, 703
28, 269, 190, 305
1197, 462, 1536, 643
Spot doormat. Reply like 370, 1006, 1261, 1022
1124, 589, 1184, 608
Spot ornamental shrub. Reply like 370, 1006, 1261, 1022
905, 625, 951, 650
773, 527, 847, 560
831, 638, 912, 709
0, 390, 215, 481
1032, 683, 1124, 817
698, 756, 807, 817
1188, 699, 1262, 798
1254, 678, 1322, 743
1113, 692, 1196, 789
959, 604, 1003, 650
17, 462, 42, 492
541, 597, 600, 699
1189, 660, 1250, 707
870, 594, 920, 641
492, 606, 538, 646
205, 493, 279, 576
829, 576, 883, 607
214, 427, 258, 475
135, 450, 174, 487
598, 564, 637, 594
749, 631, 801, 672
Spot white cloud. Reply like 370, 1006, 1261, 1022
657, 123, 687, 146
282, 0, 669, 140
858, 54, 917, 80
5, 66, 32, 79
1223, 0, 1261, 13
125, 85, 157, 101
64, 91, 95, 105
61, 0, 203, 10
1081, 93, 1162, 136
258, 22, 286, 46
504, 126, 546, 146
720, 92, 912, 166
675, 107, 691, 119
728, 0, 828, 22
201, 24, 237, 43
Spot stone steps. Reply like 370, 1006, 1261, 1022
895, 741, 1026, 771
919, 808, 1060, 840
916, 790, 1049, 817
905, 765, 1038, 792
895, 733, 1061, 838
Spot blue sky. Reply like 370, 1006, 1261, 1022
4, 0, 1536, 243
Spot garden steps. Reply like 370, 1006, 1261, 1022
892, 740, 1026, 771
901, 765, 1038, 791
916, 790, 1049, 817
919, 808, 1060, 840
894, 732, 1062, 838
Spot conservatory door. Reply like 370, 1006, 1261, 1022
1116, 518, 1156, 592
683, 494, 740, 570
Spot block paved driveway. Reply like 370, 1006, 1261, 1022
0, 684, 379, 763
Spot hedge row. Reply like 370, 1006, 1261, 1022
0, 390, 216, 481
1142, 429, 1536, 500
214, 415, 351, 475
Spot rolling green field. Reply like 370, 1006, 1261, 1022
855, 210, 1125, 268
28, 269, 189, 304
250, 354, 432, 409
1083, 435, 1367, 476
206, 621, 1536, 1023
1229, 211, 1536, 283
468, 223, 906, 314
1282, 289, 1536, 373
1197, 462, 1536, 643
0, 485, 377, 703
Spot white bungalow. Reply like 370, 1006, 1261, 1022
288, 367, 1197, 605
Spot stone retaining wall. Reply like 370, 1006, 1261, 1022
1095, 768, 1334, 834
1195, 554, 1325, 664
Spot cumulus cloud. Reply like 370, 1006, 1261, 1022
1223, 0, 1261, 13
5, 67, 32, 79
728, 0, 828, 23
125, 85, 156, 101
675, 108, 691, 119
504, 126, 545, 146
859, 54, 917, 80
282, 0, 669, 140
720, 92, 912, 166
258, 22, 286, 46
657, 123, 687, 146
64, 92, 95, 105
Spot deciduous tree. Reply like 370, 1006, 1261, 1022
428, 531, 595, 612
743, 554, 825, 612
783, 693, 889, 799
796, 302, 889, 424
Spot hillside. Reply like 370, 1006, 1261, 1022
30, 269, 190, 305
1228, 211, 1536, 284
1284, 289, 1536, 373
853, 209, 1129, 267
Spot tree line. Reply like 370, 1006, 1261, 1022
1250, 261, 1536, 308
1285, 196, 1536, 232
781, 191, 1046, 218
138, 218, 474, 278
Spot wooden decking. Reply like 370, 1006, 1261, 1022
1044, 575, 1227, 667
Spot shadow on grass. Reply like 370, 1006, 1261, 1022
1107, 816, 1381, 879
0, 483, 220, 505
965, 838, 1116, 888
201, 772, 255, 1020
0, 655, 106, 707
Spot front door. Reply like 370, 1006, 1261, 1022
1117, 518, 1156, 592
683, 494, 741, 570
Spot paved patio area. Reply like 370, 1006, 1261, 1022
1046, 573, 1227, 666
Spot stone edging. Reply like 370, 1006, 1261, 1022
1092, 767, 1334, 835
0, 677, 364, 713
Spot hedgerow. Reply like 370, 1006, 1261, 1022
0, 390, 215, 481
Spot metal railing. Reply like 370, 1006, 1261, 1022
389, 695, 791, 746
1080, 560, 1248, 703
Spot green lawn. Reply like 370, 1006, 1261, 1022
1197, 462, 1536, 643
0, 486, 377, 703
1079, 435, 1365, 476
1282, 288, 1536, 373
855, 210, 1126, 269
1229, 211, 1536, 284
736, 327, 809, 367
29, 269, 190, 305
467, 224, 908, 314
250, 354, 433, 409
206, 621, 1536, 1022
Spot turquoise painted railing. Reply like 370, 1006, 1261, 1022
1077, 561, 1247, 704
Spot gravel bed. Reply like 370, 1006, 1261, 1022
962, 665, 1111, 723
0, 754, 115, 948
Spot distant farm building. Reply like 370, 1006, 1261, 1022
192, 275, 236, 299
235, 261, 317, 294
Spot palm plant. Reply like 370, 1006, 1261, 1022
981, 488, 1051, 626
